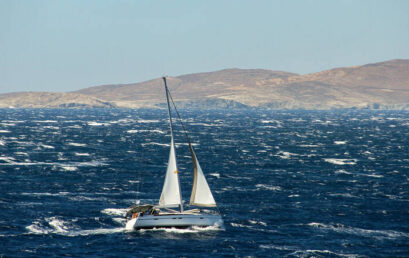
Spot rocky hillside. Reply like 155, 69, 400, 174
0, 92, 115, 108
1, 59, 408, 109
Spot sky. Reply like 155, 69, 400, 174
1, 0, 409, 93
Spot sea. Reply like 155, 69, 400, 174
0, 108, 408, 257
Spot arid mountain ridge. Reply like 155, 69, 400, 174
1, 59, 409, 109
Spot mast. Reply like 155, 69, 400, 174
163, 77, 184, 213
165, 83, 217, 208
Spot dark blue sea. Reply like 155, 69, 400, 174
1, 109, 408, 257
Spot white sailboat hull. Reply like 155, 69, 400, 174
126, 213, 223, 230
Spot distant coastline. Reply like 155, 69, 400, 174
1, 59, 408, 110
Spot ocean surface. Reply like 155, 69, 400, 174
1, 108, 408, 257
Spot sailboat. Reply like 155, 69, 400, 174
125, 77, 223, 230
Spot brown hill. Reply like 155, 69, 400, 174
74, 69, 297, 108
1, 59, 408, 109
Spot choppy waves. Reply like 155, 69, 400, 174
1, 109, 409, 256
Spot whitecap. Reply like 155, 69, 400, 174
248, 220, 267, 226
14, 152, 28, 156
87, 121, 107, 126
101, 208, 128, 216
0, 156, 16, 163
289, 249, 358, 258
324, 158, 357, 165
335, 169, 352, 175
141, 142, 170, 147
259, 244, 295, 251
138, 224, 223, 234
0, 130, 11, 133
288, 194, 300, 198
40, 144, 55, 149
33, 120, 58, 123
0, 122, 16, 126
74, 152, 90, 156
255, 184, 281, 191
307, 222, 409, 240
72, 227, 126, 236
357, 173, 384, 178
127, 129, 165, 134
67, 142, 87, 147
26, 217, 126, 236
138, 119, 160, 123
334, 141, 347, 145
61, 166, 78, 171
43, 126, 59, 130
209, 173, 220, 178
276, 151, 296, 159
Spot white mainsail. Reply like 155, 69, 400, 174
159, 138, 182, 207
159, 77, 183, 209
190, 149, 217, 207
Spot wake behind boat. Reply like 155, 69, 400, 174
125, 77, 223, 230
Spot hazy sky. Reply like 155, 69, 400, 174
1, 0, 409, 93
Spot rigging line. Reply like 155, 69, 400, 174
166, 86, 221, 214
166, 87, 194, 148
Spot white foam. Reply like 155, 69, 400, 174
324, 158, 357, 165
88, 121, 107, 126
47, 217, 70, 233
276, 151, 296, 159
127, 129, 165, 134
138, 224, 223, 234
0, 160, 106, 167
288, 194, 300, 198
248, 220, 267, 226
71, 227, 126, 236
0, 156, 15, 163
61, 166, 78, 171
334, 141, 347, 145
0, 130, 11, 133
40, 144, 55, 149
357, 173, 384, 178
113, 218, 126, 224
141, 142, 170, 147
307, 222, 409, 240
328, 193, 357, 198
259, 244, 295, 251
67, 142, 87, 147
1, 122, 16, 126
74, 152, 90, 156
26, 217, 126, 236
230, 223, 255, 230
138, 119, 160, 123
101, 208, 128, 216
33, 120, 58, 123
14, 152, 28, 156
209, 173, 220, 178
43, 126, 59, 130
335, 169, 352, 175
255, 184, 281, 191
26, 222, 51, 234
289, 249, 357, 258
0, 140, 5, 146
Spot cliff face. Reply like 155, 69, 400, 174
1, 59, 409, 109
